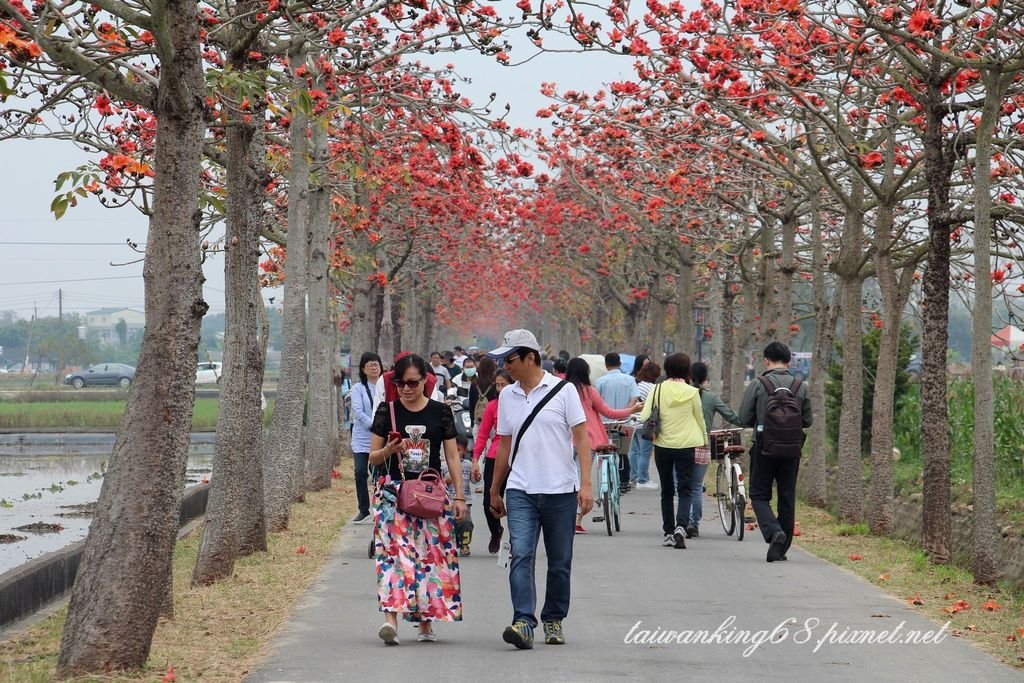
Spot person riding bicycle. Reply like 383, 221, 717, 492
565, 357, 642, 534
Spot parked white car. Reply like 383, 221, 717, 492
196, 362, 222, 384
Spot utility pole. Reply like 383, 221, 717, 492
23, 302, 36, 373
57, 289, 64, 384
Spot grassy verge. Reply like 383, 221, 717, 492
0, 399, 276, 430
0, 476, 355, 682
794, 503, 1024, 670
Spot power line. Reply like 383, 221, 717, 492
0, 275, 142, 286
0, 241, 146, 246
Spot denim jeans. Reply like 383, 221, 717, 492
627, 430, 655, 483
653, 446, 695, 535
505, 489, 577, 628
353, 451, 370, 516
689, 462, 709, 529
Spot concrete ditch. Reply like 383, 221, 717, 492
0, 483, 209, 632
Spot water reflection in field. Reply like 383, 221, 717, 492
0, 436, 214, 575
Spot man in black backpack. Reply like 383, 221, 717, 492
738, 341, 813, 563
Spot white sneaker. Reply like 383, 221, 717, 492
417, 631, 437, 642
662, 534, 675, 547
673, 526, 687, 549
637, 482, 659, 490
378, 623, 399, 645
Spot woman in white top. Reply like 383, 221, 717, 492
627, 362, 661, 489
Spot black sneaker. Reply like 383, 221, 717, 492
488, 529, 503, 555
352, 511, 371, 524
673, 526, 687, 549
503, 621, 534, 650
767, 531, 787, 562
685, 526, 698, 539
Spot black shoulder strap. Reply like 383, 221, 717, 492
509, 379, 569, 471
757, 374, 775, 395
759, 374, 801, 395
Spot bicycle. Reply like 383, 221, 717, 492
711, 428, 747, 541
591, 421, 628, 536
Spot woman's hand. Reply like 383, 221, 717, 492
383, 436, 405, 457
470, 461, 482, 483
452, 499, 468, 521
631, 402, 644, 414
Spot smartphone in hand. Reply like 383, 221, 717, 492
387, 431, 403, 444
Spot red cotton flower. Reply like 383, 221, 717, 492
907, 9, 939, 36
860, 151, 884, 169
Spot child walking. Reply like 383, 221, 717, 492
443, 434, 477, 555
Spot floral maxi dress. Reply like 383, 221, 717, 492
374, 494, 462, 622
371, 398, 462, 623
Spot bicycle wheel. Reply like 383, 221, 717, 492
603, 487, 612, 536
736, 493, 746, 541
716, 463, 734, 535
611, 455, 621, 532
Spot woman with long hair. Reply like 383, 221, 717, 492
351, 352, 383, 524
565, 357, 643, 533
630, 354, 651, 378
627, 361, 661, 489
637, 352, 707, 550
687, 361, 741, 538
471, 368, 512, 553
369, 354, 467, 644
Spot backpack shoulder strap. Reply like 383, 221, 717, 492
757, 374, 775, 394
789, 376, 803, 395
509, 379, 569, 472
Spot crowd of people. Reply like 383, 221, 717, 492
348, 331, 812, 648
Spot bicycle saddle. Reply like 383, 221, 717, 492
723, 445, 746, 454
595, 444, 618, 454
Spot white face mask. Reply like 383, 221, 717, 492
463, 368, 477, 378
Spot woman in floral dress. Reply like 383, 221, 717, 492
369, 353, 467, 645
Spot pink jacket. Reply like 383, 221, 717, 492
473, 398, 500, 461
576, 384, 634, 450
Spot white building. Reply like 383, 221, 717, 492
85, 308, 145, 346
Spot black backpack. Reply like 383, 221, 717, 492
757, 375, 804, 458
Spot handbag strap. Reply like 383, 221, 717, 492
509, 379, 569, 472
389, 400, 405, 481
653, 382, 661, 410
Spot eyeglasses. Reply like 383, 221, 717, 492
505, 355, 520, 364
392, 377, 423, 389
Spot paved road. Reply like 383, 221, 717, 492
248, 487, 1020, 682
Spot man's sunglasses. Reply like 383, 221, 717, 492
392, 378, 423, 389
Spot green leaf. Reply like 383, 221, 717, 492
55, 172, 69, 191
207, 195, 226, 214
296, 91, 313, 117
51, 194, 69, 220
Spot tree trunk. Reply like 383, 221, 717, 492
804, 190, 832, 508
304, 120, 335, 492
56, 1, 207, 672
263, 50, 311, 531
920, 64, 955, 565
675, 248, 695, 359
776, 208, 797, 332
867, 201, 901, 536
720, 278, 737, 405
192, 54, 268, 584
970, 70, 1002, 585
836, 181, 866, 524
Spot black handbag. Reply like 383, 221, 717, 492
639, 383, 661, 441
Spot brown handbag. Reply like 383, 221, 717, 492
390, 401, 447, 519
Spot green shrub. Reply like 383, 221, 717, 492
826, 323, 917, 454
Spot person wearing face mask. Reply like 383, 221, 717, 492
452, 357, 480, 420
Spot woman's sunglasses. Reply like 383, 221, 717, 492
392, 378, 423, 389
